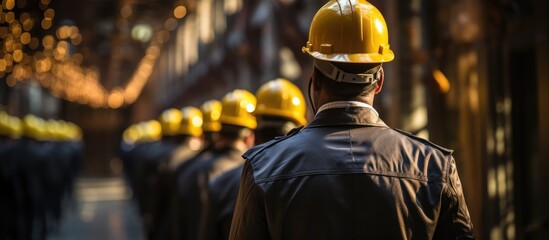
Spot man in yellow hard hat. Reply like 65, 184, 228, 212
230, 1, 475, 239
174, 90, 256, 240
0, 112, 23, 239
198, 79, 308, 240
133, 118, 174, 221
147, 107, 204, 240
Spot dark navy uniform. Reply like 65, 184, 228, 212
198, 166, 243, 240
230, 107, 475, 240
174, 146, 244, 240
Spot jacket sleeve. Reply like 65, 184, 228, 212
434, 156, 476, 239
228, 161, 270, 240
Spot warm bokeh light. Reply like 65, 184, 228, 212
19, 12, 30, 22
22, 18, 34, 31
3, 54, 13, 66
57, 26, 70, 39
173, 5, 187, 19
5, 11, 15, 23
10, 24, 22, 36
120, 4, 132, 18
21, 32, 31, 44
432, 69, 451, 93
42, 35, 55, 49
69, 26, 79, 38
1, 0, 172, 110
44, 8, 55, 20
70, 34, 82, 45
12, 49, 23, 62
41, 18, 52, 29
4, 0, 15, 10
164, 18, 178, 31
0, 59, 6, 71
108, 89, 125, 109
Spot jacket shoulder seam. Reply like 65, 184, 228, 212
244, 126, 303, 160
254, 169, 447, 184
393, 128, 453, 155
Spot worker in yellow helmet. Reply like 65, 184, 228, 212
253, 78, 307, 144
138, 107, 204, 240
230, 1, 475, 239
131, 118, 172, 225
198, 79, 308, 240
0, 112, 23, 238
174, 89, 256, 240
199, 100, 222, 152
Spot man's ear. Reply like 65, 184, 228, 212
374, 68, 384, 94
245, 131, 255, 148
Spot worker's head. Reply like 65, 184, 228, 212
218, 89, 257, 149
302, 0, 394, 110
200, 99, 222, 147
254, 78, 307, 144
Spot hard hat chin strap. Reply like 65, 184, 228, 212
314, 60, 382, 84
307, 77, 317, 115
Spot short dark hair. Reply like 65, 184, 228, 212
314, 62, 381, 100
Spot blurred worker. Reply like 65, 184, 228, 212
198, 100, 223, 155
0, 112, 23, 239
170, 99, 222, 239
174, 90, 256, 240
137, 109, 199, 237
152, 107, 204, 240
198, 79, 307, 240
120, 121, 160, 199
230, 1, 475, 239
120, 124, 141, 197
0, 112, 83, 239
132, 119, 171, 219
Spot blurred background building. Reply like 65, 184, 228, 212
1, 0, 548, 239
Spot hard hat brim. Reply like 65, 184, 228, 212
303, 48, 395, 63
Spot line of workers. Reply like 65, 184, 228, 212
0, 112, 84, 240
120, 78, 308, 240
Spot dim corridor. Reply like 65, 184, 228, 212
48, 178, 144, 240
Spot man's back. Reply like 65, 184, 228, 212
230, 107, 474, 240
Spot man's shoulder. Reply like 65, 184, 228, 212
243, 126, 305, 161
391, 128, 453, 156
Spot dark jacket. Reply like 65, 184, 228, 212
229, 107, 475, 240
175, 146, 245, 240
199, 166, 243, 240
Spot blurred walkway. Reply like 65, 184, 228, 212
48, 178, 144, 240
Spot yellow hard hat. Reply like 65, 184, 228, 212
302, 0, 394, 63
58, 121, 74, 141
255, 78, 307, 126
123, 125, 140, 144
8, 116, 23, 139
0, 111, 9, 137
23, 114, 47, 141
144, 120, 162, 141
219, 89, 257, 129
200, 100, 222, 132
66, 122, 83, 141
159, 108, 183, 136
134, 122, 146, 142
44, 119, 63, 141
180, 106, 203, 137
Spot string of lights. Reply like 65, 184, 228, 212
1, 0, 187, 109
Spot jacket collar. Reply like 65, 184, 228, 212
306, 106, 388, 128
